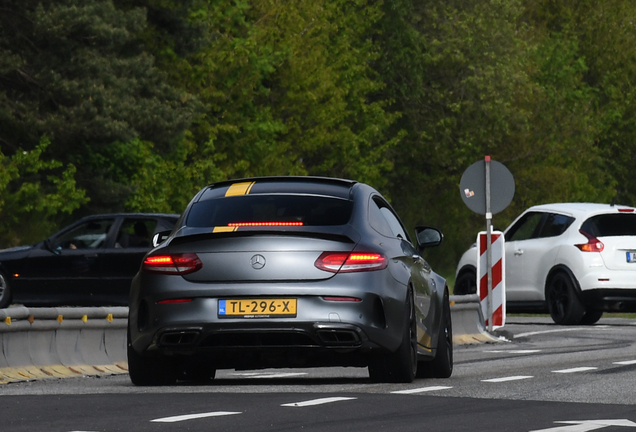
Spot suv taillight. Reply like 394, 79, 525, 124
314, 252, 388, 273
575, 230, 604, 252
143, 254, 202, 274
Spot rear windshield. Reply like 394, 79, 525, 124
581, 214, 636, 237
187, 195, 353, 228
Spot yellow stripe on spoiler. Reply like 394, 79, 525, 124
213, 226, 238, 233
225, 181, 255, 196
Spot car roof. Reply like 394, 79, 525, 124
207, 176, 357, 189
199, 176, 359, 201
525, 203, 636, 218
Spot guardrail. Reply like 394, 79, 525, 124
0, 295, 501, 384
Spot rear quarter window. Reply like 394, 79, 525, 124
581, 214, 636, 237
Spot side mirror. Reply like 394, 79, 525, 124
152, 230, 172, 247
43, 238, 61, 255
414, 226, 443, 252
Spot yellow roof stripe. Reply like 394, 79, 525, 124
225, 181, 255, 197
213, 226, 238, 233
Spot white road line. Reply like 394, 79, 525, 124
391, 386, 453, 394
614, 360, 636, 365
484, 350, 542, 354
482, 376, 534, 383
151, 412, 241, 423
514, 327, 608, 338
552, 367, 598, 373
281, 397, 357, 407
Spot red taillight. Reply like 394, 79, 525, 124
618, 208, 635, 213
143, 254, 202, 274
575, 230, 604, 253
314, 252, 388, 273
227, 222, 304, 227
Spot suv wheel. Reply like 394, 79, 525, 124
580, 309, 603, 325
546, 272, 585, 325
454, 266, 477, 295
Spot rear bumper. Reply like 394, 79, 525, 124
581, 289, 636, 312
128, 271, 410, 368
143, 321, 378, 369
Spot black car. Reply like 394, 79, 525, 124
128, 177, 453, 385
0, 213, 179, 308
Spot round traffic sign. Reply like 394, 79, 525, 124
460, 159, 515, 215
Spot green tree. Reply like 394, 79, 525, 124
523, 0, 636, 206
0, 0, 198, 215
0, 137, 87, 246
133, 0, 399, 190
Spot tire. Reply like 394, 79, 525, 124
580, 310, 603, 325
454, 267, 476, 295
368, 288, 417, 383
417, 290, 453, 378
546, 272, 585, 325
127, 329, 177, 386
0, 272, 12, 309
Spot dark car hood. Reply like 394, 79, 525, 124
0, 245, 34, 258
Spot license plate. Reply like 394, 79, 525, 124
627, 252, 636, 263
218, 298, 297, 318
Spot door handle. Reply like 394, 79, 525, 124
514, 249, 524, 256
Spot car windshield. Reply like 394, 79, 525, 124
187, 195, 353, 228
581, 213, 636, 237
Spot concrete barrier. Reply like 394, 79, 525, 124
0, 296, 501, 384
449, 294, 503, 344
0, 306, 128, 384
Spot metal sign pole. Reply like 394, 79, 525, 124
485, 156, 493, 333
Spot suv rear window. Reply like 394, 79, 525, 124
581, 214, 636, 237
187, 195, 353, 228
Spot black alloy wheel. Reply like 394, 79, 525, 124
546, 272, 585, 325
580, 309, 604, 325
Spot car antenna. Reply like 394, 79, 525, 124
611, 197, 617, 207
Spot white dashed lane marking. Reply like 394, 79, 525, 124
484, 350, 542, 354
392, 386, 453, 394
482, 376, 534, 383
552, 367, 598, 374
614, 360, 636, 365
281, 397, 357, 407
231, 372, 309, 379
151, 411, 241, 423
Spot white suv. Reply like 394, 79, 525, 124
455, 203, 636, 325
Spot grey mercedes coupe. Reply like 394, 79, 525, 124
127, 177, 453, 385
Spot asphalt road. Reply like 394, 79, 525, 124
2, 315, 636, 431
